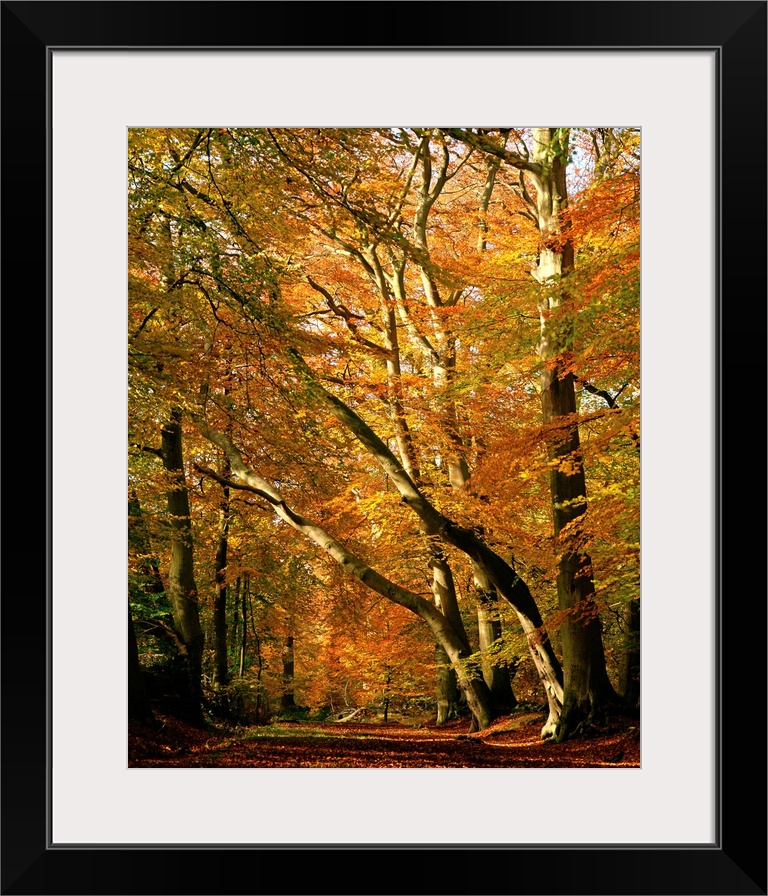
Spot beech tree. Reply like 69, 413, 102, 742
211, 469, 230, 691
443, 129, 609, 736
131, 411, 206, 724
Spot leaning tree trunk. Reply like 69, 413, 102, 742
531, 128, 619, 740
379, 159, 515, 724
161, 408, 205, 725
430, 550, 496, 731
473, 154, 518, 709
449, 649, 496, 732
304, 188, 506, 733
376, 286, 497, 732
194, 420, 498, 730
230, 360, 563, 734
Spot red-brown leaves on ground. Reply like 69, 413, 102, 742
129, 711, 639, 769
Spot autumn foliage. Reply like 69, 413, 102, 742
128, 127, 640, 759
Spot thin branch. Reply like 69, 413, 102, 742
131, 443, 163, 458
575, 377, 633, 410
167, 129, 207, 174
442, 128, 542, 177
130, 308, 159, 343
305, 276, 391, 359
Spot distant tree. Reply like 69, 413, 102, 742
128, 608, 155, 725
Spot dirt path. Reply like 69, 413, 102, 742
129, 712, 640, 769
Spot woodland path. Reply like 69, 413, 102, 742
129, 712, 640, 769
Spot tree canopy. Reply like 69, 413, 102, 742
128, 126, 640, 749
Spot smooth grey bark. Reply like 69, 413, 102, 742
444, 128, 622, 738
470, 148, 518, 708
390, 139, 516, 711
477, 597, 517, 711
530, 128, 619, 740
161, 408, 205, 725
429, 550, 495, 731
278, 353, 564, 736
193, 425, 496, 731
435, 643, 459, 724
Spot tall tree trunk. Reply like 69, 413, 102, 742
212, 469, 230, 691
238, 573, 249, 679
231, 575, 241, 668
453, 659, 496, 732
128, 609, 155, 725
280, 635, 296, 711
253, 631, 264, 720
430, 550, 496, 730
161, 408, 205, 725
388, 147, 517, 715
477, 595, 517, 711
618, 598, 640, 708
434, 643, 459, 724
471, 150, 518, 710
194, 423, 500, 729
531, 128, 618, 740
375, 279, 497, 731
382, 666, 391, 723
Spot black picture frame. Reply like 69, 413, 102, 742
2, 3, 765, 894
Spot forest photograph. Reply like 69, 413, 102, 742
127, 126, 640, 769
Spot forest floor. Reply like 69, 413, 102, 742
129, 709, 640, 769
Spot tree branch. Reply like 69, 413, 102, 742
131, 443, 163, 458
442, 129, 542, 177
575, 377, 632, 410
305, 276, 392, 359
192, 431, 458, 641
130, 308, 159, 343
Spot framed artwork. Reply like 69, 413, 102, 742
2, 2, 765, 894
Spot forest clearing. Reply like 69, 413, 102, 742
129, 127, 640, 766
